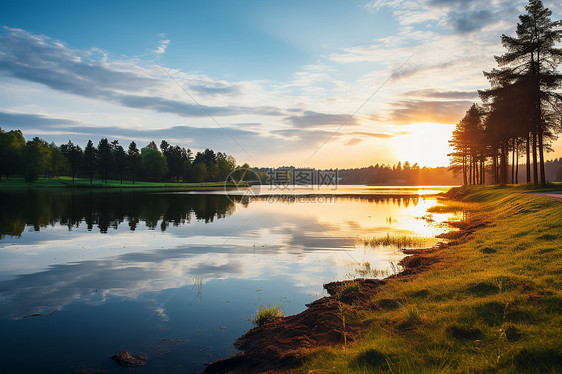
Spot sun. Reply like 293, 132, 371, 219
393, 123, 455, 168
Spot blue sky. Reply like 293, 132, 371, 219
0, 0, 561, 168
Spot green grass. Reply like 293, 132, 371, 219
297, 184, 562, 373
252, 305, 285, 326
0, 176, 241, 190
362, 233, 431, 249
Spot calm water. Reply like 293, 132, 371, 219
0, 187, 456, 373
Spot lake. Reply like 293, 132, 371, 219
0, 186, 457, 373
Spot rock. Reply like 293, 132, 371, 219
110, 350, 146, 368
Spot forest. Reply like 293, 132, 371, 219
338, 162, 461, 185
449, 0, 562, 186
0, 129, 238, 184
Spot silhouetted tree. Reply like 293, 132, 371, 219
111, 140, 126, 184
97, 138, 112, 183
127, 141, 141, 184
486, 0, 562, 185
60, 140, 82, 182
83, 140, 96, 184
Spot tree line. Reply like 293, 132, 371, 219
449, 0, 561, 186
0, 128, 237, 184
338, 162, 462, 185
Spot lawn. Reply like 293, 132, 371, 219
0, 176, 241, 190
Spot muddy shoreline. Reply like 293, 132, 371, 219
203, 241, 448, 374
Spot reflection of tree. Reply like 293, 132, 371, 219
0, 191, 237, 237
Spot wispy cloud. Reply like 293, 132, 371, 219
399, 89, 478, 100
371, 100, 472, 125
285, 110, 359, 128
366, 0, 520, 33
0, 27, 277, 118
153, 34, 170, 54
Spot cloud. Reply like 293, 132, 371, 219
154, 36, 170, 54
351, 131, 408, 138
189, 81, 242, 96
451, 9, 494, 33
345, 138, 362, 146
0, 27, 280, 118
0, 112, 77, 129
372, 100, 472, 124
286, 110, 359, 128
0, 111, 265, 149
400, 89, 478, 100
366, 0, 519, 33
116, 94, 246, 117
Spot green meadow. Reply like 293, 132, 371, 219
0, 176, 239, 190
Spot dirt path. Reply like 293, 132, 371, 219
531, 191, 562, 201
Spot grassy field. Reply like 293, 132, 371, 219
0, 176, 240, 189
298, 184, 562, 373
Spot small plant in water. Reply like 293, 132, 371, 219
362, 233, 428, 248
252, 305, 284, 326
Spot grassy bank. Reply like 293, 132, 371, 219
297, 185, 562, 373
0, 177, 240, 190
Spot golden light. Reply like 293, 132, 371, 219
393, 123, 455, 168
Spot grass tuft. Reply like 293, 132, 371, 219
252, 305, 284, 326
467, 281, 500, 297
513, 348, 562, 371
350, 349, 390, 370
446, 324, 483, 340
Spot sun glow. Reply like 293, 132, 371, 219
393, 123, 455, 168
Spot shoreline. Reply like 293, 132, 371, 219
204, 243, 447, 374
204, 185, 562, 373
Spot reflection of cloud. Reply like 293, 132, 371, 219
0, 215, 352, 319
0, 247, 247, 319
0, 197, 456, 320
154, 307, 169, 321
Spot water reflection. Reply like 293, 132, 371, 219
0, 189, 456, 373
0, 190, 237, 237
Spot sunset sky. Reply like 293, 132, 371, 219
0, 0, 561, 168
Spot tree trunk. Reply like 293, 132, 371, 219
463, 154, 467, 185
526, 133, 531, 183
538, 123, 546, 186
481, 157, 485, 185
468, 157, 472, 184
515, 141, 519, 184
475, 159, 479, 184
511, 138, 515, 184
532, 128, 538, 185
501, 141, 509, 185
492, 154, 498, 184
